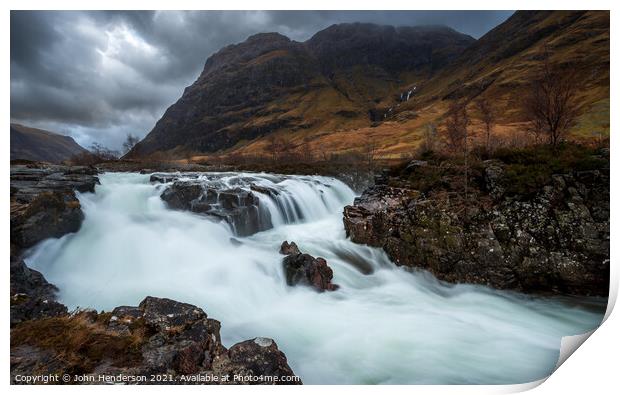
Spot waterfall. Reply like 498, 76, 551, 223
155, 172, 355, 236
25, 172, 605, 384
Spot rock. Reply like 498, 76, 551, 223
282, 251, 339, 292
250, 184, 279, 198
483, 160, 506, 200
11, 191, 85, 249
405, 160, 428, 173
9, 165, 97, 326
10, 255, 68, 327
159, 180, 267, 237
343, 185, 417, 247
279, 241, 300, 255
150, 173, 179, 183
139, 296, 206, 331
160, 181, 205, 210
10, 165, 99, 250
211, 338, 301, 384
10, 345, 71, 384
343, 162, 610, 296
10, 292, 67, 327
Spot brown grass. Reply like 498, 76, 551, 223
11, 313, 146, 373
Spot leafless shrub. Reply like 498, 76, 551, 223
475, 98, 495, 153
122, 134, 140, 155
421, 122, 439, 153
522, 49, 579, 148
445, 100, 470, 152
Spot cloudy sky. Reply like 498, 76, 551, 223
11, 10, 513, 150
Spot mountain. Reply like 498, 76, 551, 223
128, 23, 474, 158
10, 123, 88, 163
129, 11, 609, 160
391, 10, 609, 143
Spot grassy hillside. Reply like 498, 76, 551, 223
10, 123, 88, 163
135, 11, 609, 163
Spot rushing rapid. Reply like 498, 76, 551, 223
26, 172, 605, 384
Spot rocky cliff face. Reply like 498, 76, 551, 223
10, 165, 100, 325
343, 152, 610, 296
128, 23, 474, 157
11, 165, 99, 250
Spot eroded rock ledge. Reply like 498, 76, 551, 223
343, 158, 609, 296
11, 296, 301, 384
151, 173, 273, 237
11, 165, 99, 250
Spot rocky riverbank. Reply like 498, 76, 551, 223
11, 296, 299, 384
9, 164, 301, 384
11, 164, 99, 325
343, 147, 610, 296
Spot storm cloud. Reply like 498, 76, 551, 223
10, 10, 513, 150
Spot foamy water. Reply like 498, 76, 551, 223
26, 172, 605, 384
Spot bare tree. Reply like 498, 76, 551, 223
122, 133, 140, 154
281, 138, 296, 161
361, 136, 377, 169
266, 135, 299, 162
445, 100, 470, 152
445, 100, 471, 211
523, 51, 579, 148
421, 122, 439, 153
265, 135, 280, 162
89, 142, 119, 161
301, 135, 315, 163
475, 98, 495, 152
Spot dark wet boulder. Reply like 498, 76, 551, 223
279, 241, 301, 255
159, 181, 268, 237
212, 337, 301, 384
343, 185, 416, 247
218, 188, 258, 209
10, 258, 67, 326
11, 191, 85, 249
281, 243, 338, 292
150, 173, 179, 183
250, 183, 279, 198
160, 181, 205, 210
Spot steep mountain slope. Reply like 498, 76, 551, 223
301, 10, 609, 158
130, 11, 609, 161
128, 23, 474, 158
392, 10, 610, 142
10, 123, 88, 163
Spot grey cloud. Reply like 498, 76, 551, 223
11, 10, 513, 150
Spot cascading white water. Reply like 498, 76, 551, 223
26, 172, 605, 384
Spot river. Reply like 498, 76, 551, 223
25, 172, 605, 384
